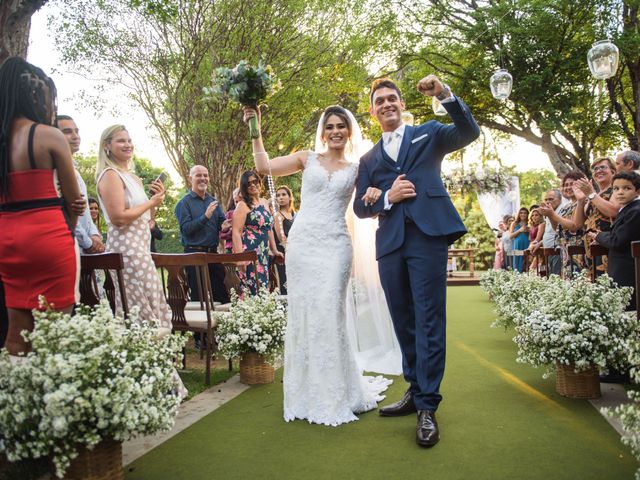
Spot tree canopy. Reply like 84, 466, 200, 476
49, 0, 397, 203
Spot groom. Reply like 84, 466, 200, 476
354, 75, 479, 447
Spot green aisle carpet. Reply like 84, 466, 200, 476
125, 287, 636, 480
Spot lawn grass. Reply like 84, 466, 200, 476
126, 286, 637, 480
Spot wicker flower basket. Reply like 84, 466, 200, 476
63, 439, 123, 480
555, 363, 601, 399
240, 351, 275, 385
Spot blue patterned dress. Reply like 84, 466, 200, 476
238, 204, 273, 295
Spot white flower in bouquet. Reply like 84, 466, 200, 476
216, 288, 287, 360
0, 301, 189, 478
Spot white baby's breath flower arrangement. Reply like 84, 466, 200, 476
604, 334, 640, 479
480, 269, 554, 330
216, 287, 287, 360
0, 300, 188, 478
513, 272, 635, 377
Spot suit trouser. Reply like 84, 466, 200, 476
378, 223, 448, 411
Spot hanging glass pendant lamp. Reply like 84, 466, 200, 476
401, 111, 415, 125
490, 68, 513, 100
587, 39, 619, 80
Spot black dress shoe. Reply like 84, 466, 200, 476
416, 410, 439, 447
379, 390, 417, 417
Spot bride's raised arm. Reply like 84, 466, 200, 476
243, 106, 308, 177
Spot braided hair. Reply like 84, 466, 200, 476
0, 57, 57, 197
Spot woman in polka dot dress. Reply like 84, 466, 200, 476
96, 125, 186, 396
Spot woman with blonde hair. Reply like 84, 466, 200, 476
96, 127, 171, 322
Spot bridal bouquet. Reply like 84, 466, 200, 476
216, 287, 287, 360
0, 301, 188, 477
205, 60, 278, 138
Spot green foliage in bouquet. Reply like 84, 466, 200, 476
0, 301, 189, 478
512, 272, 636, 377
205, 60, 278, 138
215, 288, 287, 360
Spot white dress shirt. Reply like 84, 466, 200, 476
382, 94, 456, 210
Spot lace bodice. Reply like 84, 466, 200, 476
289, 152, 357, 237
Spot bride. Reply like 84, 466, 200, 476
243, 105, 392, 426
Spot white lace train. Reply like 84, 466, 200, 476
283, 152, 391, 426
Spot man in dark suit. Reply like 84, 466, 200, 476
353, 75, 480, 447
594, 171, 640, 311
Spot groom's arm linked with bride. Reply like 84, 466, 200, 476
353, 75, 480, 448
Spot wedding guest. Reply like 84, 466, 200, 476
592, 171, 640, 311
96, 125, 186, 397
529, 208, 543, 241
232, 170, 283, 295
493, 220, 506, 270
573, 157, 618, 274
615, 150, 640, 173
509, 207, 530, 272
539, 171, 587, 279
96, 126, 170, 323
88, 197, 102, 230
533, 188, 565, 275
175, 165, 229, 303
220, 187, 241, 253
274, 185, 296, 294
57, 114, 105, 254
501, 215, 514, 269
526, 208, 543, 271
0, 57, 82, 354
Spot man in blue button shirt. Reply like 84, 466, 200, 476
175, 165, 230, 304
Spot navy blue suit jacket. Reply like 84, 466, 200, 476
353, 97, 480, 259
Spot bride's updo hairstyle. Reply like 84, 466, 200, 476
320, 105, 353, 142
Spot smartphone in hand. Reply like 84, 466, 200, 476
155, 171, 167, 183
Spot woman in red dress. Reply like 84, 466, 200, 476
0, 58, 82, 354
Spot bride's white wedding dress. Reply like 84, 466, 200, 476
283, 152, 392, 426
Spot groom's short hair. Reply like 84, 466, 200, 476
370, 78, 402, 104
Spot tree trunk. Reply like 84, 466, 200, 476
0, 0, 49, 63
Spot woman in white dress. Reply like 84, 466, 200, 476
243, 106, 392, 426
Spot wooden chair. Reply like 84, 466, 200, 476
152, 252, 223, 386
632, 241, 640, 318
541, 247, 561, 278
79, 253, 128, 317
269, 255, 285, 293
204, 252, 260, 311
588, 244, 609, 281
524, 248, 545, 276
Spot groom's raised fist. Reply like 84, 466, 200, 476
417, 75, 444, 97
